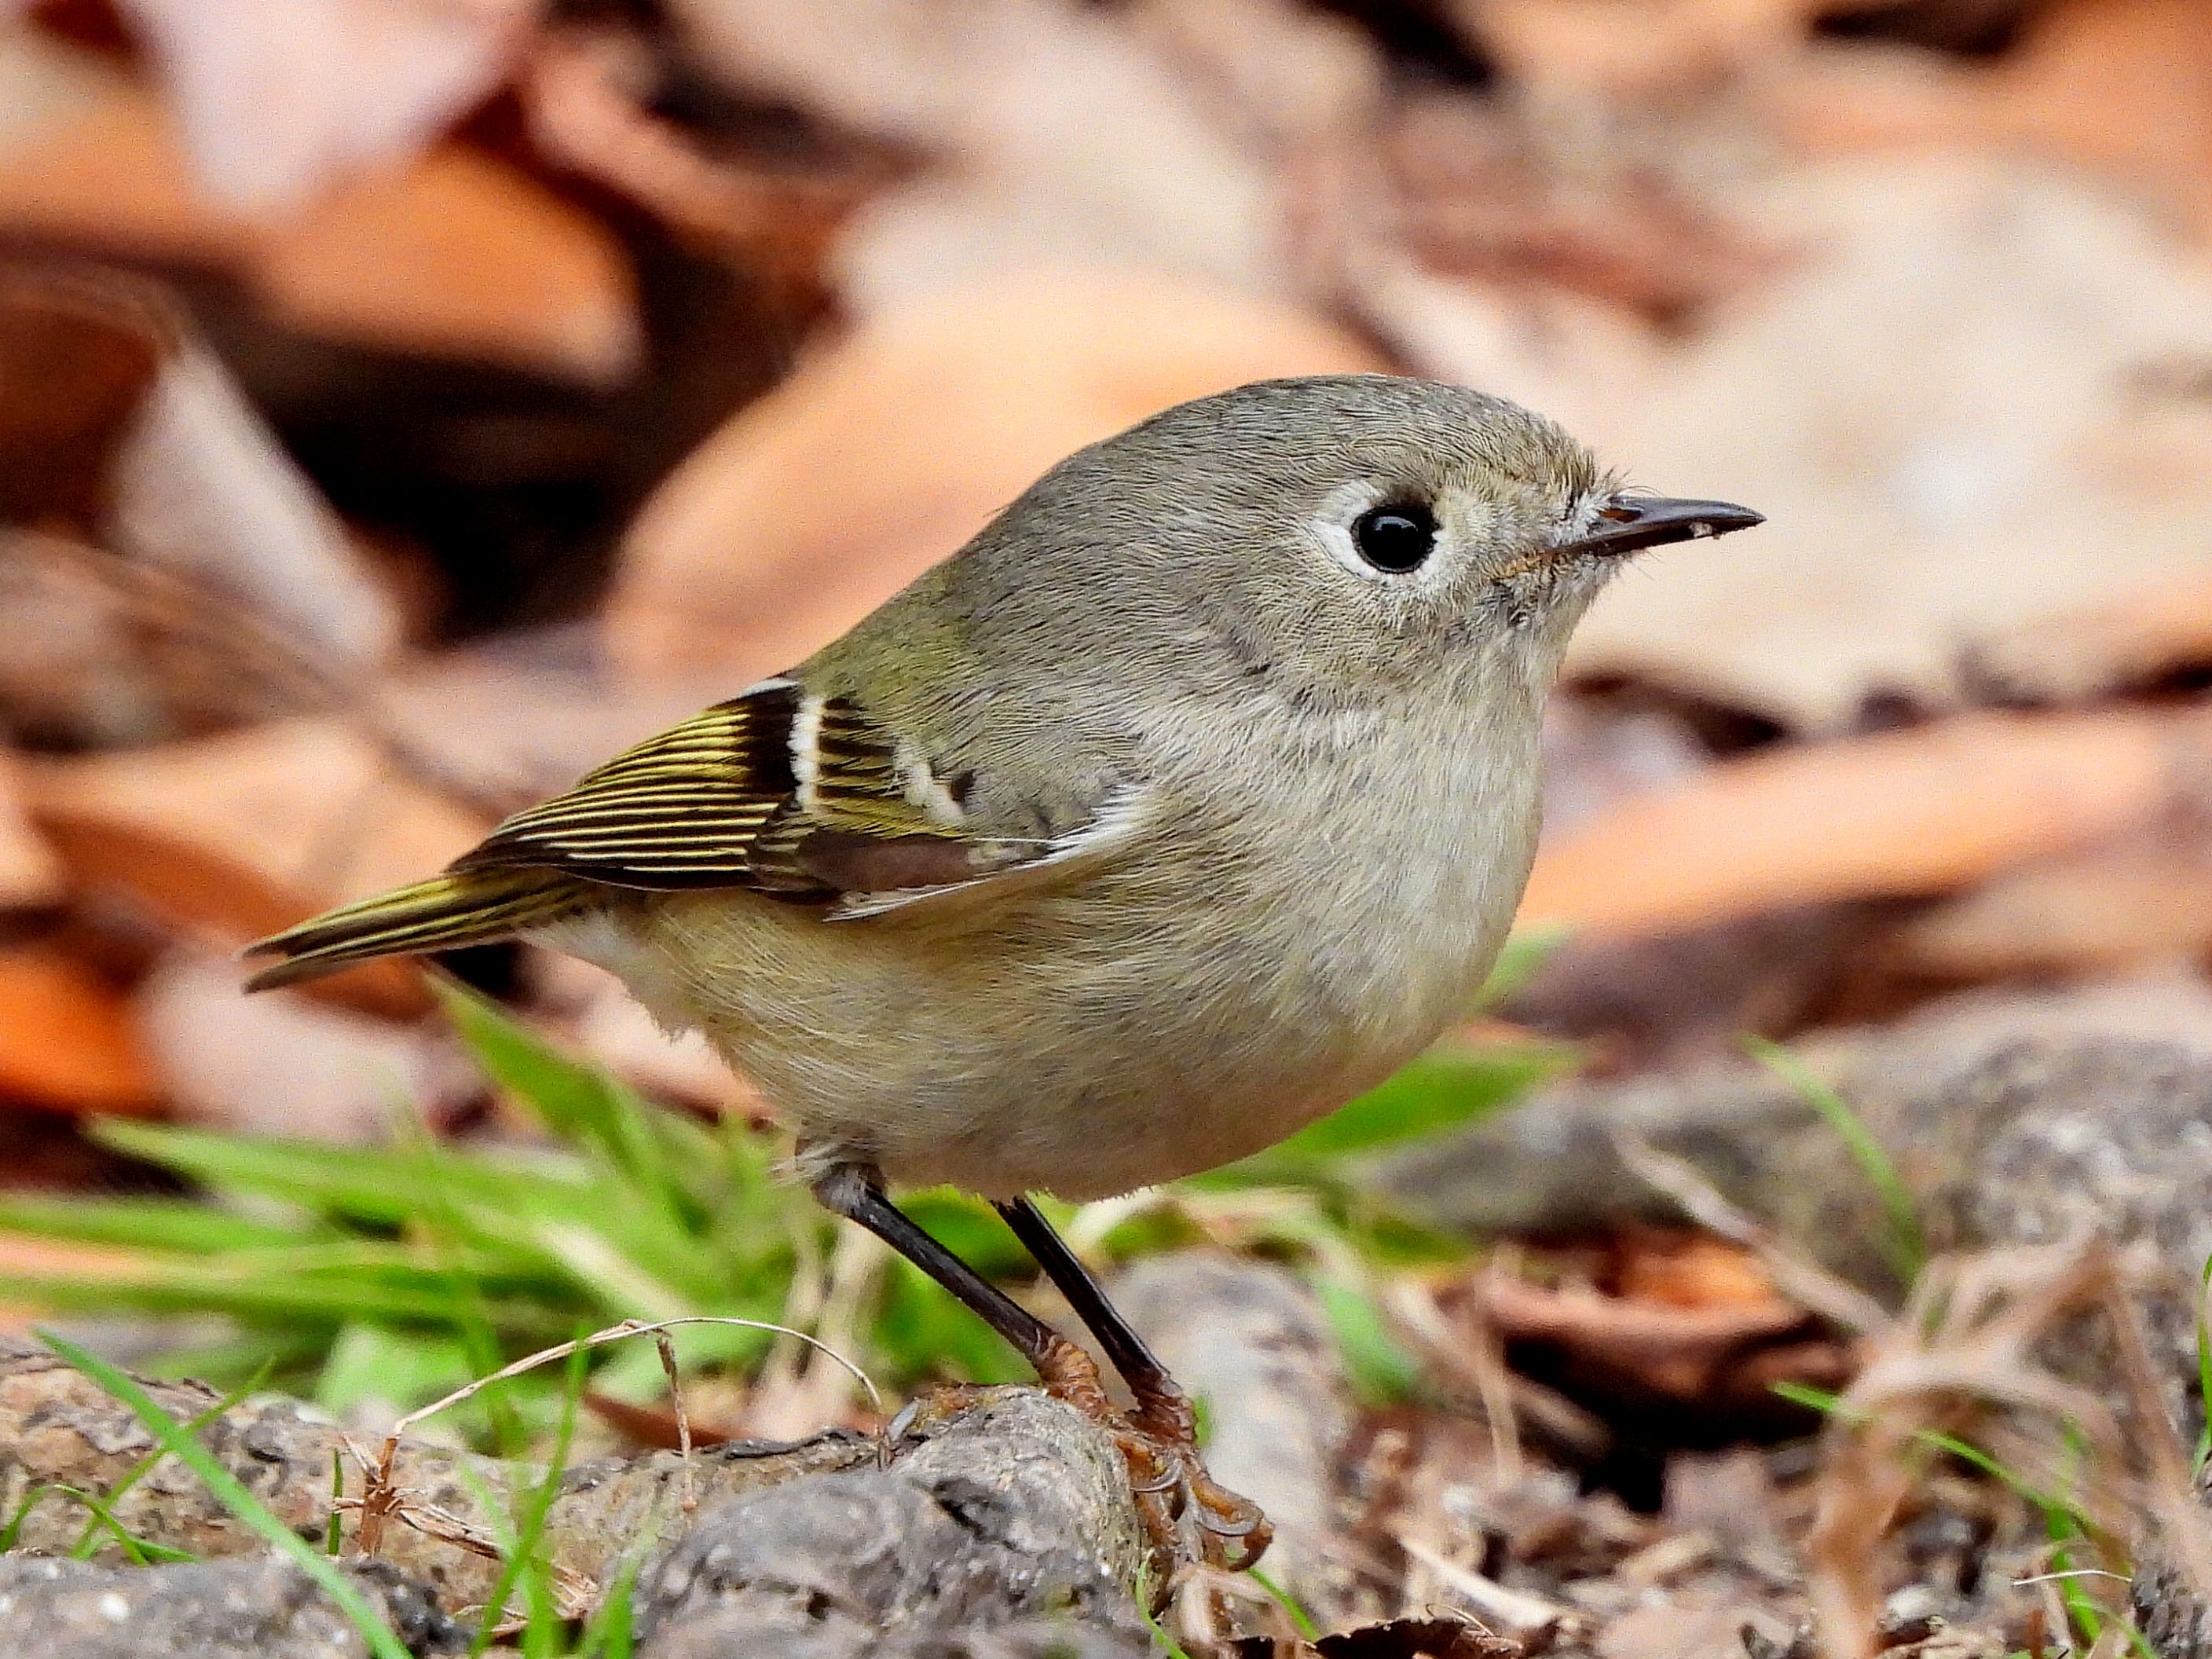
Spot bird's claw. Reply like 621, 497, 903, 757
1111, 1423, 1273, 1579
1028, 1335, 1271, 1590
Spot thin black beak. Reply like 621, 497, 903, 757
1558, 496, 1764, 558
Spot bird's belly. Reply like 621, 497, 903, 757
594, 814, 1527, 1200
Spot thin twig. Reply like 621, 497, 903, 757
357, 1317, 880, 1557
1610, 1125, 1892, 1335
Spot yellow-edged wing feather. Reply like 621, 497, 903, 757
244, 679, 980, 988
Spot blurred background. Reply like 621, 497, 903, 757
1, 0, 2211, 1639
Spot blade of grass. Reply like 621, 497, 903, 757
0, 1194, 308, 1253
1776, 1382, 2156, 1659
0, 1484, 58, 1551
1746, 1035, 1925, 1284
70, 1361, 270, 1559
575, 1548, 640, 1659
48, 1483, 196, 1565
2196, 1250, 2212, 1474
328, 1448, 344, 1555
1474, 922, 1571, 1010
470, 1337, 588, 1658
35, 1331, 412, 1659
1247, 1568, 1319, 1643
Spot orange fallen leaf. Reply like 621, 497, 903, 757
1968, 566, 2212, 706
0, 266, 167, 529
1476, 1268, 1809, 1400
1520, 707, 2197, 940
1614, 1230, 1781, 1309
24, 718, 494, 1019
0, 74, 637, 383
1770, 0, 2212, 238
603, 270, 1386, 685
1892, 826, 2212, 980
0, 944, 160, 1117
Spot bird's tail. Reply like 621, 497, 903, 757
243, 868, 588, 991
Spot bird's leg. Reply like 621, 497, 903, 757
810, 1165, 1267, 1583
995, 1196, 1271, 1572
811, 1163, 1111, 1408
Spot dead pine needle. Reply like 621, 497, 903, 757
1800, 1235, 2212, 1659
353, 1314, 880, 1557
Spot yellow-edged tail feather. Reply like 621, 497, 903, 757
243, 870, 588, 991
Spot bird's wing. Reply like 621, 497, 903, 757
451, 676, 1145, 915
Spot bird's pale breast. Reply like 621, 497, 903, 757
553, 685, 1544, 1201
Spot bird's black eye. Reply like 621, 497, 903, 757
1351, 501, 1437, 573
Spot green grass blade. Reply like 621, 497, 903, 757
0, 1484, 57, 1551
1203, 1043, 1567, 1188
470, 1338, 588, 1658
1311, 1276, 1421, 1406
1247, 1567, 1319, 1641
1746, 1036, 1925, 1283
576, 1548, 641, 1659
2196, 1250, 2212, 1474
440, 984, 687, 1214
49, 1483, 195, 1565
1473, 922, 1571, 1010
70, 1361, 270, 1559
35, 1331, 412, 1659
328, 1448, 344, 1556
0, 1195, 307, 1254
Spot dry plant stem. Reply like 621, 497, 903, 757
0, 1336, 872, 1612
1394, 1533, 1572, 1643
1387, 1278, 1523, 1478
1610, 1125, 1893, 1335
357, 1315, 881, 1555
1802, 1237, 2212, 1659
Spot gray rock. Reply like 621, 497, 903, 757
632, 1389, 1149, 1659
0, 1553, 460, 1659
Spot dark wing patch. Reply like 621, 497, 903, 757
449, 679, 978, 898
452, 682, 804, 887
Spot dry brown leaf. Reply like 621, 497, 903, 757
1770, 0, 2212, 239
115, 0, 532, 214
0, 68, 637, 383
1890, 826, 2212, 979
1456, 0, 1815, 104
1474, 1265, 1817, 1401
1544, 156, 2212, 731
0, 943, 159, 1116
255, 138, 639, 385
667, 0, 1287, 313
0, 264, 166, 529
1965, 566, 2212, 706
1613, 1229, 1783, 1309
22, 718, 493, 1018
604, 270, 1384, 683
1382, 93, 1783, 323
1519, 707, 2199, 940
521, 32, 888, 296
0, 266, 397, 677
0, 750, 63, 910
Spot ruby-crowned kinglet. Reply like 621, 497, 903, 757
247, 374, 1760, 1573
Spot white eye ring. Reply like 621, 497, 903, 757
1312, 480, 1401, 584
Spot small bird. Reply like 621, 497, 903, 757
247, 375, 1760, 1573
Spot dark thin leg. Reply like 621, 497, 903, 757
817, 1166, 1269, 1575
813, 1163, 1123, 1425
1001, 1195, 1269, 1561
813, 1163, 1059, 1361
994, 1196, 1174, 1396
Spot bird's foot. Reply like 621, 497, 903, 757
1032, 1335, 1272, 1586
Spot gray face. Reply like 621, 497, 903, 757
940, 374, 1758, 714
